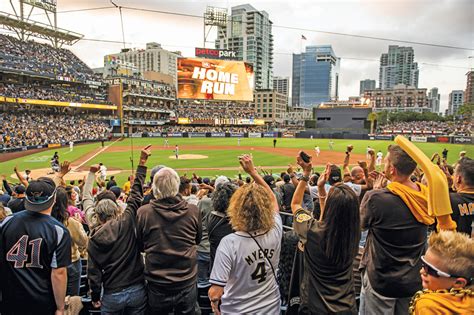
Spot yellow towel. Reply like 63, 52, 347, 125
387, 182, 434, 226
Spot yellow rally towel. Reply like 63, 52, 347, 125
410, 289, 474, 315
387, 181, 434, 226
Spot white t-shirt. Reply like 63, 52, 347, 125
324, 182, 362, 196
210, 213, 282, 314
377, 152, 383, 159
315, 146, 320, 152
69, 141, 73, 147
99, 165, 107, 176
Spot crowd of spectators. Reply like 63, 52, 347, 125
0, 142, 472, 315
0, 34, 100, 83
378, 120, 473, 136
0, 109, 111, 148
131, 125, 268, 134
174, 101, 256, 119
0, 82, 111, 105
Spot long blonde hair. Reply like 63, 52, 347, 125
228, 183, 274, 232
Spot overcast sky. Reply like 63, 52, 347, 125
1, 0, 473, 112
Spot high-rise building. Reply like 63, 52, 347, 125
273, 76, 289, 97
363, 84, 429, 113
379, 45, 419, 89
428, 88, 440, 113
448, 90, 464, 115
465, 70, 474, 104
360, 79, 376, 95
292, 45, 340, 108
104, 42, 181, 83
215, 4, 273, 90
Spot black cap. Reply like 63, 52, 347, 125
109, 186, 122, 199
25, 177, 56, 212
14, 185, 26, 194
263, 175, 276, 188
328, 165, 342, 185
283, 174, 291, 183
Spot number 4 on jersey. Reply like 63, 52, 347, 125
251, 261, 267, 283
6, 235, 43, 269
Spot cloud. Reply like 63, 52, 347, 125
0, 0, 472, 113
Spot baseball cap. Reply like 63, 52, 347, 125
214, 176, 230, 189
14, 185, 26, 194
263, 175, 276, 188
283, 174, 291, 183
328, 165, 342, 185
203, 178, 210, 185
25, 177, 56, 212
96, 190, 117, 202
109, 186, 122, 199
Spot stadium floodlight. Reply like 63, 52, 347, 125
0, 0, 82, 48
203, 6, 228, 48
204, 6, 228, 27
22, 0, 57, 13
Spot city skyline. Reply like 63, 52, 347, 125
0, 0, 471, 113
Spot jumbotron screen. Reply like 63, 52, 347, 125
177, 58, 254, 101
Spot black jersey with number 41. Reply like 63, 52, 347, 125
0, 211, 71, 314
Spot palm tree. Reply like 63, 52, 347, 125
367, 112, 378, 134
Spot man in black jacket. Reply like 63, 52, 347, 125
87, 145, 151, 314
137, 166, 202, 314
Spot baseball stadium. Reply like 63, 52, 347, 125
0, 1, 473, 315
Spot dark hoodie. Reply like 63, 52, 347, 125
137, 194, 202, 291
87, 165, 146, 302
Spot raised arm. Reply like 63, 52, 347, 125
83, 165, 99, 225
124, 145, 151, 218
239, 154, 278, 212
368, 149, 376, 172
290, 152, 312, 214
358, 160, 373, 191
317, 164, 330, 220
14, 165, 29, 187
343, 145, 353, 176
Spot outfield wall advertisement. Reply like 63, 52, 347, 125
177, 58, 254, 101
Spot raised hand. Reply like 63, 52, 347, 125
347, 145, 354, 153
59, 161, 71, 177
89, 164, 100, 174
296, 151, 312, 175
239, 154, 256, 174
139, 144, 152, 166
317, 163, 331, 188
358, 161, 367, 169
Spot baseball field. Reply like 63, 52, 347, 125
1, 138, 472, 184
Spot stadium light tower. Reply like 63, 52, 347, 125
203, 6, 227, 48
0, 0, 82, 47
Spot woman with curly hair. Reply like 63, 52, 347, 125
207, 181, 238, 270
208, 155, 282, 315
51, 186, 88, 296
291, 154, 360, 314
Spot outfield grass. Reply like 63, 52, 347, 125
1, 138, 472, 186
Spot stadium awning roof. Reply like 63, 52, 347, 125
0, 11, 83, 46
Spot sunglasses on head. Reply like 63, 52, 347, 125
421, 256, 463, 279
26, 189, 57, 204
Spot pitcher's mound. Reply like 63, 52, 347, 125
168, 154, 208, 160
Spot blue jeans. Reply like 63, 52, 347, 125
101, 283, 147, 315
147, 283, 197, 314
66, 259, 82, 296
197, 251, 210, 286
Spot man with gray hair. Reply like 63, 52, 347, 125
137, 166, 202, 314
